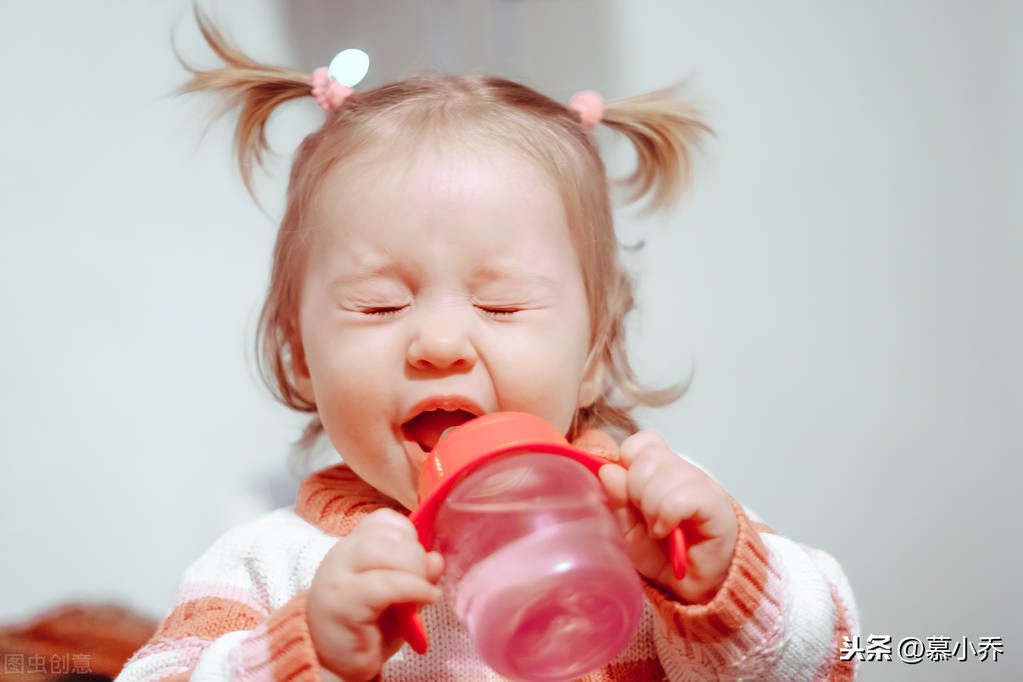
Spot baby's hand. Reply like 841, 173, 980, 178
598, 430, 737, 604
308, 508, 444, 682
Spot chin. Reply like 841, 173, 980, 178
374, 477, 417, 512
390, 488, 418, 512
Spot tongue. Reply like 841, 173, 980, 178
403, 409, 476, 451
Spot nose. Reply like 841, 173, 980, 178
405, 305, 477, 372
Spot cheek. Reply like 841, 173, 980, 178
314, 357, 387, 406
490, 326, 590, 433
302, 329, 397, 429
304, 321, 394, 383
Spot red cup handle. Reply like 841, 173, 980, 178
394, 603, 428, 654
669, 526, 688, 580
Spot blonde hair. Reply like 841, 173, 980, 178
179, 6, 713, 447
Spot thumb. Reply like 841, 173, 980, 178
598, 462, 629, 508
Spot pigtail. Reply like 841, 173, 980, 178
601, 86, 713, 212
175, 3, 313, 197
568, 86, 711, 438
175, 5, 324, 460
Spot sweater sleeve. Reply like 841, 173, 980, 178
116, 509, 338, 682
646, 499, 859, 681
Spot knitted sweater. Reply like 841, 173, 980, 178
118, 435, 858, 681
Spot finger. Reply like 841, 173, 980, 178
347, 536, 430, 576
624, 448, 662, 508
638, 470, 685, 535
598, 463, 629, 508
662, 483, 737, 541
650, 482, 701, 538
355, 570, 443, 618
654, 483, 704, 533
425, 551, 445, 583
361, 508, 419, 540
572, 429, 621, 462
618, 430, 669, 468
613, 503, 670, 579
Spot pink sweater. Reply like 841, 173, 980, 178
118, 437, 858, 681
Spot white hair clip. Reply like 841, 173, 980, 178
312, 48, 370, 112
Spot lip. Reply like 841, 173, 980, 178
399, 395, 487, 478
399, 395, 486, 427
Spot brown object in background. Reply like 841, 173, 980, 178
0, 602, 157, 681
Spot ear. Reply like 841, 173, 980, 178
290, 341, 316, 405
577, 353, 607, 409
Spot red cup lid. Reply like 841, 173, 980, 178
408, 412, 607, 547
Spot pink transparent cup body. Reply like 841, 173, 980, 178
432, 453, 643, 682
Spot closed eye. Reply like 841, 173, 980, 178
363, 306, 407, 317
476, 305, 520, 318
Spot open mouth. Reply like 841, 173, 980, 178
401, 408, 479, 452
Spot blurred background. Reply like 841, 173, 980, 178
0, 1, 1019, 680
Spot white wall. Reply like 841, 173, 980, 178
0, 0, 312, 625
1, 2, 1018, 680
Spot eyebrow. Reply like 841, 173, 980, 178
469, 265, 558, 289
327, 262, 558, 290
328, 262, 404, 289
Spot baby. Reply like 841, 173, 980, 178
118, 8, 858, 682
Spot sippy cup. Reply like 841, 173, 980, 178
395, 412, 687, 682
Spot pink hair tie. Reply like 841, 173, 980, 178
312, 49, 370, 113
311, 67, 352, 112
569, 91, 604, 129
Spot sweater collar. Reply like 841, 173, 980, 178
296, 428, 620, 537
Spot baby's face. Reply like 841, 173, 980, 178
296, 145, 600, 509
